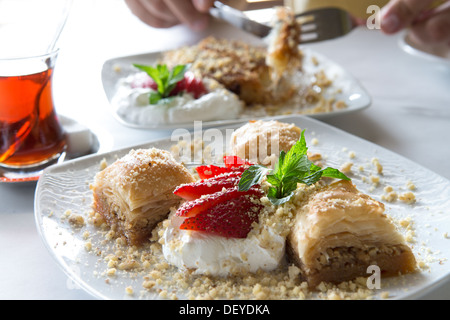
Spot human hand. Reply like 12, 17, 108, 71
381, 0, 450, 46
124, 0, 215, 31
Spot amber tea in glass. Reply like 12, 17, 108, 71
0, 51, 66, 169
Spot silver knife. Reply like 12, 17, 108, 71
209, 1, 272, 38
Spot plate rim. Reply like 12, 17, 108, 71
398, 31, 450, 67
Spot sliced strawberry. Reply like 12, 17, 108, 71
195, 163, 248, 180
184, 73, 207, 99
195, 165, 233, 179
179, 193, 263, 238
174, 158, 264, 238
223, 155, 245, 168
213, 171, 243, 180
174, 171, 242, 201
223, 155, 252, 169
175, 187, 262, 218
133, 71, 208, 99
169, 77, 187, 96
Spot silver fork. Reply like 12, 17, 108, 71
210, 1, 355, 44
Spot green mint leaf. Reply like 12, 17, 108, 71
277, 150, 286, 171
132, 64, 153, 75
300, 167, 350, 186
321, 167, 351, 181
165, 83, 177, 97
238, 165, 271, 192
299, 170, 324, 186
285, 130, 308, 161
237, 129, 351, 206
133, 64, 163, 91
279, 179, 299, 199
310, 162, 323, 174
274, 131, 310, 183
149, 91, 162, 104
133, 63, 189, 103
156, 64, 170, 95
266, 174, 281, 188
267, 187, 294, 206
170, 64, 189, 85
281, 154, 312, 181
268, 152, 284, 182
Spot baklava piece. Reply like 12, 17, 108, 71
266, 6, 303, 82
287, 180, 416, 288
161, 7, 303, 106
230, 120, 302, 165
91, 148, 195, 246
162, 36, 272, 105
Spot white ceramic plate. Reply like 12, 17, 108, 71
34, 115, 450, 300
101, 48, 371, 130
399, 32, 450, 68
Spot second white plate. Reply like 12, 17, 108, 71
101, 47, 372, 130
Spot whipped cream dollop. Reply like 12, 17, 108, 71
112, 73, 243, 126
162, 215, 285, 277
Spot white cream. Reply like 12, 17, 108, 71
162, 216, 285, 277
112, 73, 243, 126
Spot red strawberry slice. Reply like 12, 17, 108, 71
174, 171, 242, 201
223, 155, 252, 169
175, 187, 262, 218
194, 156, 249, 179
179, 193, 263, 238
196, 165, 234, 179
174, 157, 264, 238
179, 72, 208, 99
132, 71, 207, 99
196, 163, 248, 180
168, 77, 187, 96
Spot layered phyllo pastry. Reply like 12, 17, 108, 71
287, 180, 417, 287
161, 36, 270, 106
265, 6, 303, 81
230, 120, 302, 165
91, 148, 195, 246
161, 8, 303, 107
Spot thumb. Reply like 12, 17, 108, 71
381, 0, 434, 34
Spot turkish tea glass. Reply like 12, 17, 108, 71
0, 0, 73, 170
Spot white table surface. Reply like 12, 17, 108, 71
1, 0, 449, 300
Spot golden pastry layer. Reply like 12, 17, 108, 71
91, 148, 195, 246
162, 36, 272, 105
287, 180, 416, 288
230, 120, 302, 165
266, 6, 303, 81
161, 8, 303, 107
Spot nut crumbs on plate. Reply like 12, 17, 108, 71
59, 121, 445, 300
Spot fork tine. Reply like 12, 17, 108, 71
295, 7, 354, 44
211, 2, 355, 43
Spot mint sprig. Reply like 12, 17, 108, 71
133, 63, 189, 104
238, 130, 350, 205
